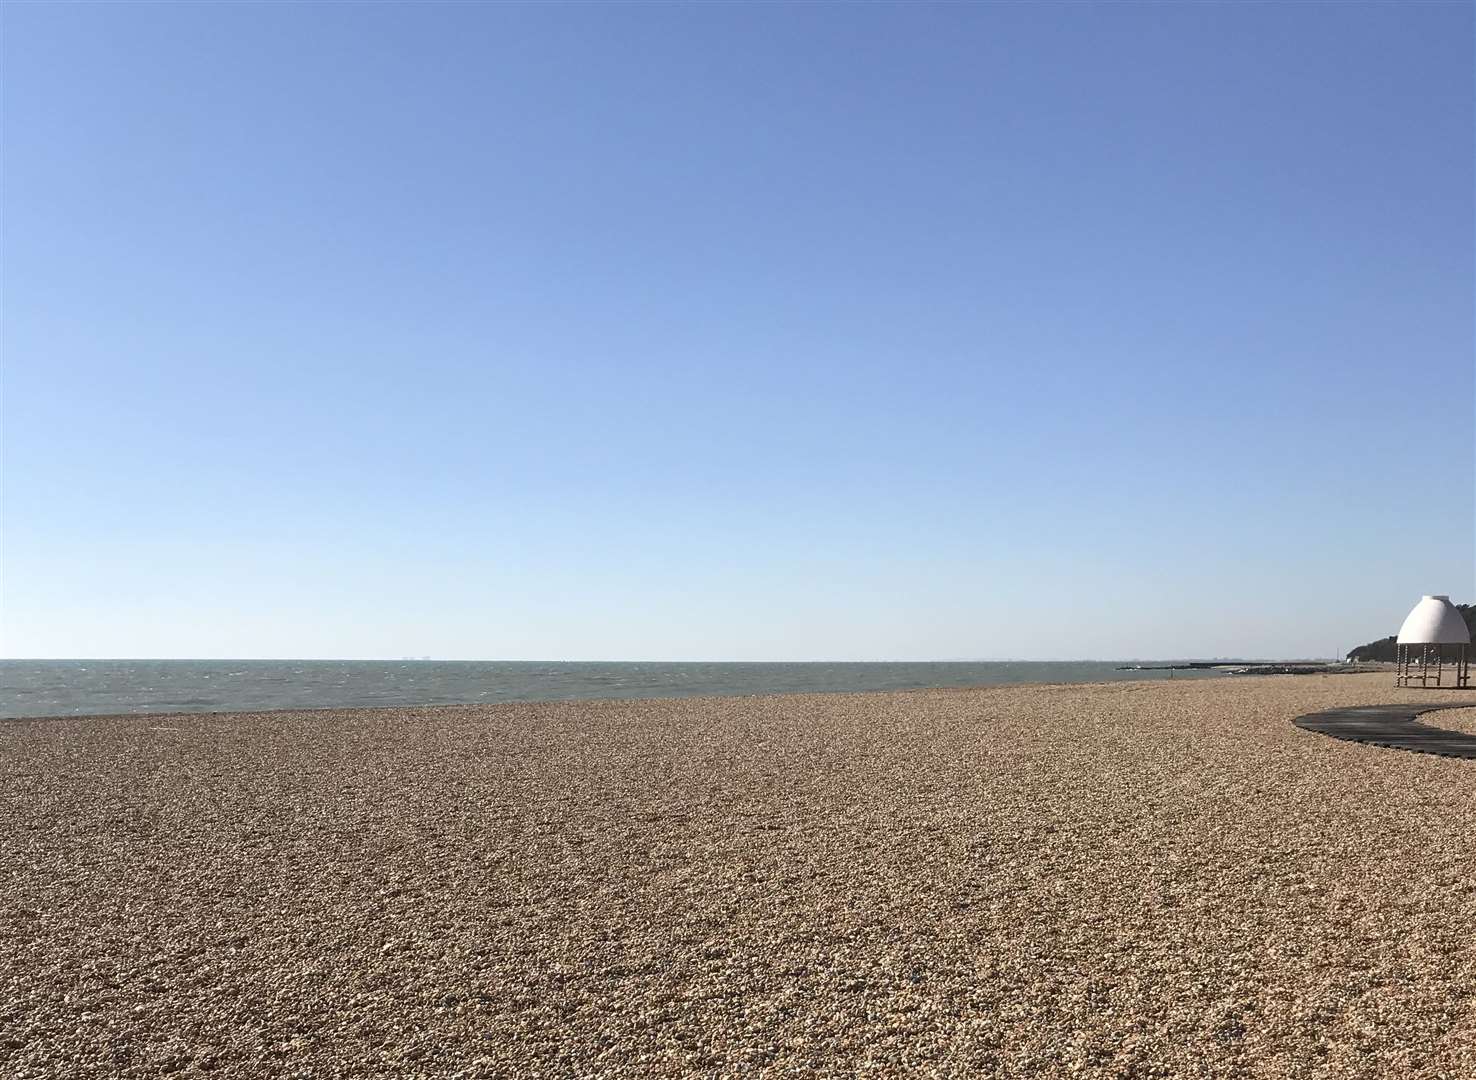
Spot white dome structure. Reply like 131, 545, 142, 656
1394, 595, 1470, 689
1397, 596, 1471, 645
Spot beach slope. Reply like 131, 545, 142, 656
3, 673, 1473, 1077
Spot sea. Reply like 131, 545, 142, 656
0, 659, 1225, 720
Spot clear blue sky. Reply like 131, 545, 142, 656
3, 2, 1471, 661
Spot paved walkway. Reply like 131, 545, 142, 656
1293, 703, 1476, 759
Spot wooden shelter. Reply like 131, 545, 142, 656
1394, 595, 1470, 689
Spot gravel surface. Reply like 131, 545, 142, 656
3, 672, 1474, 1078
1424, 707, 1476, 737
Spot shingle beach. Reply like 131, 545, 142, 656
4, 672, 1474, 1078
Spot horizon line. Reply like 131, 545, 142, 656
0, 655, 1348, 664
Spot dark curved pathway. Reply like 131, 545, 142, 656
1293, 702, 1476, 759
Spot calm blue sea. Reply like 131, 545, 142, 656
0, 660, 1223, 719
